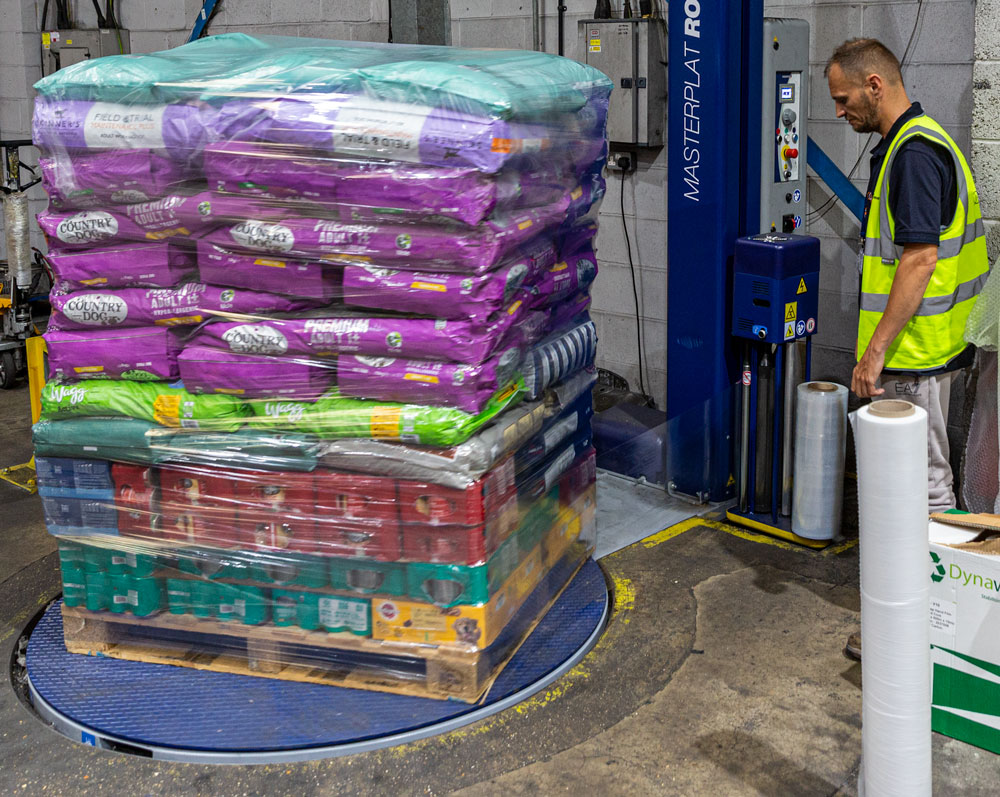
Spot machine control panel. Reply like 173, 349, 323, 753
774, 72, 803, 183
759, 19, 809, 235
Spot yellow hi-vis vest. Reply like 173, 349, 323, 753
858, 114, 989, 371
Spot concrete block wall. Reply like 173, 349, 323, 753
768, 0, 975, 394
0, 0, 388, 260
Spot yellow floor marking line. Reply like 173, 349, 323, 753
642, 515, 858, 556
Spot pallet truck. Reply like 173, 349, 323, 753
0, 139, 50, 492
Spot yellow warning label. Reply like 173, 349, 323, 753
797, 278, 807, 294
784, 321, 795, 340
726, 474, 735, 487
256, 258, 286, 268
42, 32, 51, 49
74, 366, 104, 373
784, 302, 797, 322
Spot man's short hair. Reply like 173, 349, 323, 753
825, 38, 903, 85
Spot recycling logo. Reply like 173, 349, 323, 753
930, 551, 946, 583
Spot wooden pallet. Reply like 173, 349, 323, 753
60, 556, 584, 703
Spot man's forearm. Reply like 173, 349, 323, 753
865, 243, 938, 356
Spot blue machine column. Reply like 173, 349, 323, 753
666, 0, 762, 501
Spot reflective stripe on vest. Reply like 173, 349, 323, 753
858, 114, 989, 372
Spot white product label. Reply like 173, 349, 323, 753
332, 98, 431, 163
233, 598, 246, 617
83, 102, 167, 150
113, 594, 128, 604
543, 414, 579, 453
319, 597, 368, 632
61, 293, 129, 326
111, 555, 127, 565
930, 596, 957, 635
218, 603, 235, 614
355, 355, 395, 368
221, 324, 289, 355
56, 211, 119, 245
229, 221, 295, 253
127, 589, 138, 606
543, 447, 576, 492
126, 552, 137, 568
110, 189, 152, 204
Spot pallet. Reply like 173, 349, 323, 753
60, 555, 584, 703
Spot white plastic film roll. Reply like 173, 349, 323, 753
851, 400, 930, 797
3, 191, 31, 290
791, 381, 848, 540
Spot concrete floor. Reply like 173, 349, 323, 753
2, 380, 1000, 795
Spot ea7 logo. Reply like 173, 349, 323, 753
930, 551, 946, 583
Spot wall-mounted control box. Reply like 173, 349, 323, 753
578, 19, 665, 146
760, 18, 809, 235
41, 29, 131, 77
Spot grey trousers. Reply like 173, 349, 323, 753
879, 370, 959, 513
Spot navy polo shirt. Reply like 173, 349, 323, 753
861, 102, 971, 375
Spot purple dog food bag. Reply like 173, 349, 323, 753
49, 283, 324, 331
46, 241, 196, 289
336, 347, 522, 414
193, 297, 527, 365
341, 237, 556, 320
32, 100, 213, 163
45, 326, 182, 381
40, 149, 193, 208
178, 344, 335, 400
528, 247, 598, 310
199, 203, 564, 273
196, 241, 340, 300
203, 142, 499, 225
210, 95, 568, 174
38, 193, 218, 249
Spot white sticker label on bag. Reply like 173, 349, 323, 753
332, 98, 431, 163
61, 292, 129, 325
83, 102, 167, 150
56, 211, 119, 245
229, 221, 294, 253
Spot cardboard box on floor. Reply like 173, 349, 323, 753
929, 520, 1000, 754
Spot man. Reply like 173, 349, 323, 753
826, 39, 989, 659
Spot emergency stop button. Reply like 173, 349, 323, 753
782, 146, 799, 160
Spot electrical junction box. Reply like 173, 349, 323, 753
41, 29, 131, 77
578, 19, 665, 146
760, 18, 809, 235
731, 233, 819, 345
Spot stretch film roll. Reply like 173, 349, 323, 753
791, 381, 847, 540
3, 191, 31, 290
851, 400, 930, 797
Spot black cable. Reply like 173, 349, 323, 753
91, 0, 107, 27
621, 170, 647, 398
105, 0, 121, 29
387, 0, 392, 42
41, 0, 50, 30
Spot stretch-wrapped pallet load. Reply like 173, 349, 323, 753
32, 34, 609, 702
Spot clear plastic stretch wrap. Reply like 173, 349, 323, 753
33, 34, 608, 701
